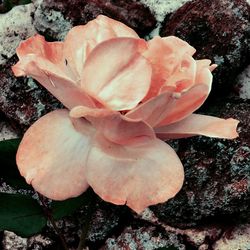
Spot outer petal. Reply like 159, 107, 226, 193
155, 114, 239, 139
81, 38, 152, 111
16, 34, 64, 65
63, 15, 139, 77
86, 134, 184, 213
70, 106, 155, 145
143, 36, 196, 100
156, 82, 212, 127
16, 110, 94, 200
12, 54, 95, 109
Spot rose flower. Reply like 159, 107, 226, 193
12, 15, 239, 213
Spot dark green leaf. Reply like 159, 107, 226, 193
0, 193, 46, 237
51, 189, 94, 220
0, 138, 31, 189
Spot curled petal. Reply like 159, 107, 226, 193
63, 15, 138, 77
81, 38, 152, 111
156, 83, 212, 127
143, 36, 196, 100
155, 114, 239, 140
16, 34, 64, 65
12, 55, 95, 109
70, 106, 155, 145
16, 110, 94, 200
162, 54, 197, 93
86, 134, 184, 213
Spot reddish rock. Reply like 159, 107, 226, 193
34, 0, 157, 38
0, 57, 62, 131
160, 0, 250, 96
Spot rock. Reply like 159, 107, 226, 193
85, 202, 123, 245
102, 224, 185, 250
32, 0, 72, 41
160, 0, 250, 95
27, 234, 54, 250
0, 114, 19, 141
0, 0, 32, 14
0, 3, 61, 131
2, 231, 27, 250
235, 65, 250, 100
32, 0, 157, 39
151, 97, 250, 228
213, 224, 250, 250
0, 3, 36, 65
0, 57, 62, 131
140, 0, 192, 22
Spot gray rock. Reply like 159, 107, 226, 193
213, 224, 250, 250
32, 0, 72, 41
2, 231, 27, 250
0, 4, 36, 65
102, 225, 185, 250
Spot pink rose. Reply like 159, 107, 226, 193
12, 15, 239, 213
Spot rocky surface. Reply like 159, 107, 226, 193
0, 57, 62, 131
102, 224, 185, 250
140, 0, 191, 23
0, 0, 250, 249
161, 0, 250, 96
32, 0, 157, 39
0, 114, 18, 141
0, 3, 36, 65
236, 65, 250, 100
2, 231, 27, 250
32, 0, 72, 41
213, 223, 250, 250
151, 96, 250, 228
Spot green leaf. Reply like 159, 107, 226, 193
0, 193, 46, 237
51, 189, 94, 220
0, 138, 31, 189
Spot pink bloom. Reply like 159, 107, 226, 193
12, 15, 239, 213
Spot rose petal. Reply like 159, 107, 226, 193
12, 54, 95, 109
155, 113, 239, 139
16, 110, 94, 200
161, 54, 197, 93
86, 134, 184, 213
126, 91, 173, 127
16, 34, 64, 65
70, 106, 155, 145
143, 36, 196, 100
156, 82, 212, 127
63, 15, 139, 77
81, 38, 152, 111
196, 59, 217, 73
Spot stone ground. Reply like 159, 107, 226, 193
0, 0, 249, 249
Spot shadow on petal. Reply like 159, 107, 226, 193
70, 106, 155, 145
